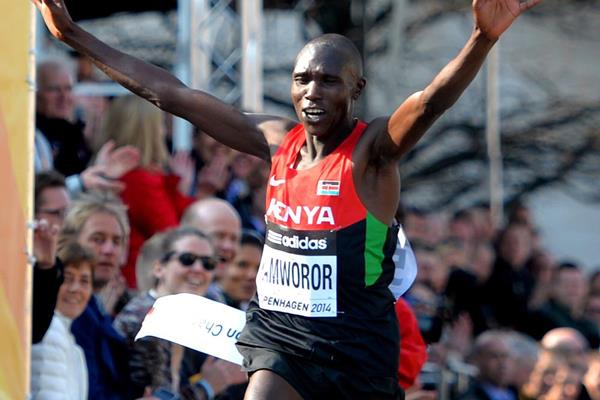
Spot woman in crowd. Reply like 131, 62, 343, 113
95, 95, 195, 288
113, 226, 245, 398
30, 241, 95, 399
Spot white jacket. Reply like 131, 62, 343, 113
30, 312, 88, 400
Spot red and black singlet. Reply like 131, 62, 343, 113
238, 121, 399, 381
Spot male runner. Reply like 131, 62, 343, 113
34, 0, 543, 398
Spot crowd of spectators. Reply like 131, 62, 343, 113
29, 54, 600, 400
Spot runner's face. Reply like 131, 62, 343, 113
291, 45, 360, 138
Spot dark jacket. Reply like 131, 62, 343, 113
32, 260, 63, 343
71, 295, 130, 399
458, 382, 518, 400
36, 113, 92, 176
525, 299, 600, 348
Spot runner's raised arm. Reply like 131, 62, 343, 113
372, 0, 543, 161
33, 0, 293, 161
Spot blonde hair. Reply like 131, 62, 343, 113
135, 232, 166, 291
96, 95, 168, 168
59, 192, 130, 251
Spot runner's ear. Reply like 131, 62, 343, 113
352, 78, 366, 100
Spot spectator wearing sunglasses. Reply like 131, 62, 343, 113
114, 226, 244, 398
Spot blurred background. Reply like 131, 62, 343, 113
39, 0, 599, 267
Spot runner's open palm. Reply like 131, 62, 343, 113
32, 0, 74, 40
473, 0, 543, 40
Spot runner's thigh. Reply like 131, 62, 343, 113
244, 369, 303, 400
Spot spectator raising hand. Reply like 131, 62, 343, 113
33, 219, 60, 269
168, 151, 195, 196
78, 140, 140, 193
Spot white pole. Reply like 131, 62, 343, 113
240, 0, 263, 112
486, 45, 504, 226
172, 0, 195, 152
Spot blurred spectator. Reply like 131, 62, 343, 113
584, 353, 600, 400
448, 209, 476, 248
32, 171, 69, 343
135, 232, 167, 293
541, 327, 589, 371
443, 240, 497, 336
541, 328, 592, 399
414, 246, 449, 295
457, 330, 518, 400
404, 208, 435, 246
217, 230, 263, 310
526, 263, 600, 348
506, 200, 534, 229
95, 95, 195, 288
36, 58, 92, 176
583, 292, 600, 333
30, 242, 95, 399
544, 361, 589, 400
36, 59, 140, 195
504, 332, 540, 395
225, 154, 269, 235
405, 282, 445, 344
469, 206, 497, 244
525, 249, 557, 309
181, 197, 242, 300
482, 223, 534, 330
191, 130, 235, 199
520, 349, 564, 400
589, 270, 600, 295
59, 193, 131, 399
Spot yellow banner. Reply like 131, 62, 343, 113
0, 1, 35, 398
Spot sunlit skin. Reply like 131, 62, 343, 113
291, 43, 364, 159
220, 244, 261, 303
36, 186, 70, 229
544, 364, 584, 400
77, 212, 124, 290
56, 263, 93, 320
154, 235, 215, 297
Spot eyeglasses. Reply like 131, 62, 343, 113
162, 252, 217, 271
36, 207, 67, 220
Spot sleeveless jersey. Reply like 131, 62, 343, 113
238, 121, 400, 378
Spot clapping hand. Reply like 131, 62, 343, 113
33, 219, 59, 269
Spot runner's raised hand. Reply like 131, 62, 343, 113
473, 0, 544, 40
32, 0, 75, 40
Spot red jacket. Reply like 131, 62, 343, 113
396, 298, 428, 389
119, 168, 194, 288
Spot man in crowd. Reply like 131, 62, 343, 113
181, 197, 242, 302
35, 0, 544, 397
36, 59, 140, 194
526, 263, 600, 348
31, 170, 70, 343
59, 193, 131, 399
458, 331, 518, 400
